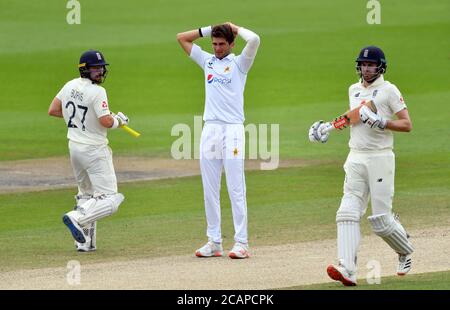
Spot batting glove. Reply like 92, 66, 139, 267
308, 120, 330, 143
360, 105, 386, 129
115, 112, 129, 126
317, 122, 331, 142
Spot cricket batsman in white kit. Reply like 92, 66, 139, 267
177, 22, 260, 258
309, 46, 414, 285
48, 50, 128, 252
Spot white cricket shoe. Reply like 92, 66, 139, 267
327, 263, 357, 286
75, 241, 96, 252
76, 244, 96, 252
397, 254, 412, 276
228, 242, 250, 259
195, 241, 223, 257
63, 211, 89, 244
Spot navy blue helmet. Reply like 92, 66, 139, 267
355, 46, 387, 82
78, 50, 109, 83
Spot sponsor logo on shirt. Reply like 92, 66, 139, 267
372, 90, 378, 98
102, 101, 108, 109
207, 74, 231, 85
355, 92, 360, 97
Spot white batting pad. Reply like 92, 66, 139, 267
78, 193, 124, 226
337, 216, 360, 273
368, 213, 414, 255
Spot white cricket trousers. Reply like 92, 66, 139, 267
68, 140, 118, 196
338, 149, 395, 217
336, 149, 396, 272
200, 122, 248, 244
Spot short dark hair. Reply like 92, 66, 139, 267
212, 24, 235, 44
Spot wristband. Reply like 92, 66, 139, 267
111, 116, 119, 129
199, 26, 212, 37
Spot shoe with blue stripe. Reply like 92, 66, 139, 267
63, 213, 86, 243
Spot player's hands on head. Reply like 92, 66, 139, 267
225, 22, 239, 36
309, 120, 330, 143
359, 105, 386, 129
115, 111, 129, 126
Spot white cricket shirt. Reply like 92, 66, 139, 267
56, 78, 111, 145
190, 44, 256, 124
348, 76, 407, 151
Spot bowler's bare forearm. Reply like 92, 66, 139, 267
176, 29, 201, 55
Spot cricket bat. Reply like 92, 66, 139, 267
322, 100, 377, 133
112, 111, 141, 138
121, 124, 141, 138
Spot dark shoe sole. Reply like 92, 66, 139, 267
77, 248, 96, 253
63, 215, 86, 243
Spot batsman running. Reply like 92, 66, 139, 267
309, 46, 414, 286
48, 50, 128, 252
177, 22, 260, 258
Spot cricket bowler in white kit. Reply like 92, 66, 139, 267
177, 22, 260, 258
309, 46, 414, 285
48, 50, 128, 252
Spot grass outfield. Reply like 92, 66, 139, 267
0, 160, 448, 271
0, 0, 449, 161
283, 270, 450, 290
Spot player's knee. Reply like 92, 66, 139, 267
367, 213, 396, 237
109, 193, 124, 214
337, 195, 363, 223
336, 210, 360, 223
